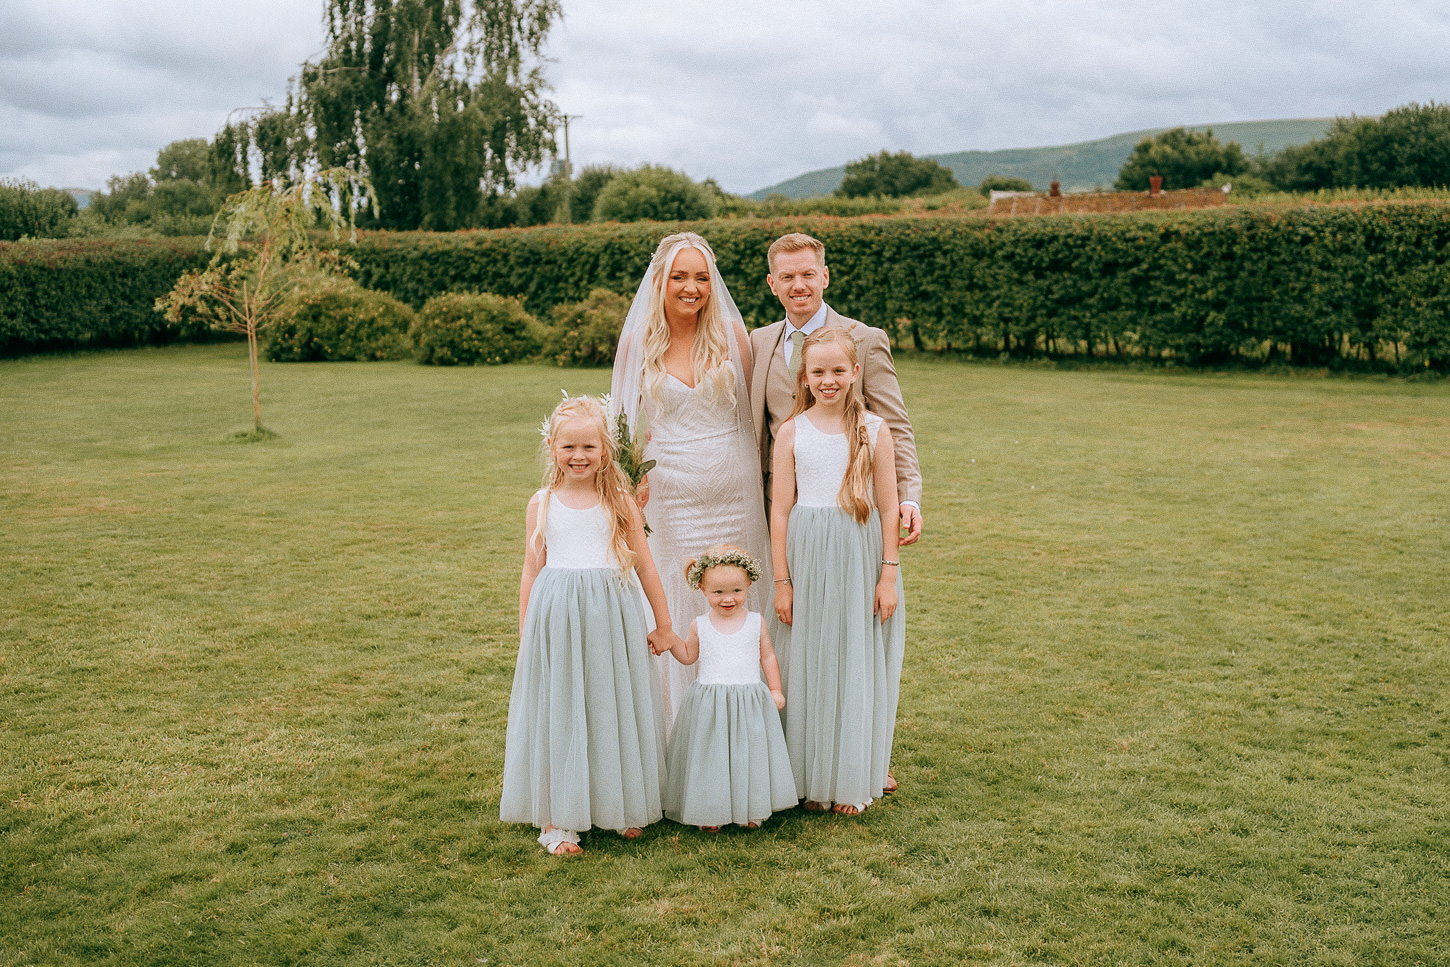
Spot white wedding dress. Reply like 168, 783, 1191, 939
643, 375, 773, 730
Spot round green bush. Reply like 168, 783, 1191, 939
544, 288, 630, 366
265, 275, 415, 362
413, 291, 545, 365
591, 165, 717, 223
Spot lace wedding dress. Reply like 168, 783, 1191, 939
643, 375, 773, 729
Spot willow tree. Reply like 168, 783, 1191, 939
156, 169, 375, 437
219, 0, 560, 230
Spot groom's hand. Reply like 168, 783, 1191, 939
898, 503, 923, 545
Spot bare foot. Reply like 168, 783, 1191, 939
699, 825, 721, 833
619, 827, 643, 840
743, 821, 760, 830
540, 827, 582, 855
883, 771, 898, 795
802, 800, 829, 812
831, 803, 863, 816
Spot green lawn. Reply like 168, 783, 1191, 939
3, 345, 1447, 966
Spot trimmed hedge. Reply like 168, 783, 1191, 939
347, 205, 1450, 369
6, 204, 1450, 369
0, 237, 211, 355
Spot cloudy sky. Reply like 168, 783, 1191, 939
3, 0, 1448, 194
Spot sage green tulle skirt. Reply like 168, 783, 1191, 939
663, 682, 798, 827
500, 567, 666, 833
777, 506, 905, 807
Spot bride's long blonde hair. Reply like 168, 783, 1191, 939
641, 232, 734, 404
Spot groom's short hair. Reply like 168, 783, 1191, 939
768, 232, 826, 272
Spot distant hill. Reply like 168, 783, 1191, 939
63, 188, 95, 210
749, 119, 1335, 199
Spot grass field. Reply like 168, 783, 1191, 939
3, 345, 1448, 966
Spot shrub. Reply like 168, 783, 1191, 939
1, 179, 78, 240
544, 288, 630, 366
412, 291, 545, 365
265, 275, 415, 362
591, 166, 717, 223
978, 175, 1034, 196
837, 151, 959, 198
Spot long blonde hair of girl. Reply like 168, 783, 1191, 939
641, 232, 734, 404
789, 328, 876, 523
532, 396, 638, 573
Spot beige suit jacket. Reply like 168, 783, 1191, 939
748, 307, 922, 506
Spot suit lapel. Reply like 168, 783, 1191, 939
752, 321, 787, 448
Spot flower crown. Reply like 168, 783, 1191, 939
686, 549, 763, 590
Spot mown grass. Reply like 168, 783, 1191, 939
3, 345, 1448, 966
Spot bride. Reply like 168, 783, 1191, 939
611, 232, 773, 729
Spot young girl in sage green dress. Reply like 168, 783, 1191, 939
655, 546, 797, 830
769, 327, 905, 816
500, 395, 684, 855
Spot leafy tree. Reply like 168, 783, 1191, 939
85, 139, 237, 235
155, 170, 375, 436
591, 165, 716, 222
151, 139, 213, 184
570, 165, 623, 223
1262, 102, 1450, 191
1114, 128, 1247, 191
0, 178, 78, 240
835, 150, 959, 198
978, 175, 1034, 196
220, 0, 561, 231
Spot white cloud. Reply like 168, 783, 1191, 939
4, 0, 1449, 193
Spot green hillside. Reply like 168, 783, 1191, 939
749, 118, 1335, 199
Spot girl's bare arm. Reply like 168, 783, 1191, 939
519, 493, 545, 636
770, 420, 798, 625
872, 423, 900, 620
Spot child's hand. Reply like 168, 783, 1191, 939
874, 577, 898, 621
770, 688, 785, 711
647, 627, 669, 655
773, 583, 792, 626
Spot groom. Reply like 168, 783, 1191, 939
749, 232, 923, 544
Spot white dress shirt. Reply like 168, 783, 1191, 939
782, 303, 830, 366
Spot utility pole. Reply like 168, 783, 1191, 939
560, 114, 580, 224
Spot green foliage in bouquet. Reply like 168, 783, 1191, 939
611, 408, 655, 488
610, 405, 655, 533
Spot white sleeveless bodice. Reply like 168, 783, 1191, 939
694, 611, 764, 686
792, 412, 884, 507
541, 491, 618, 569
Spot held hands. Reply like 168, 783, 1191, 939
898, 503, 923, 546
770, 688, 786, 711
648, 626, 684, 657
773, 582, 793, 626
